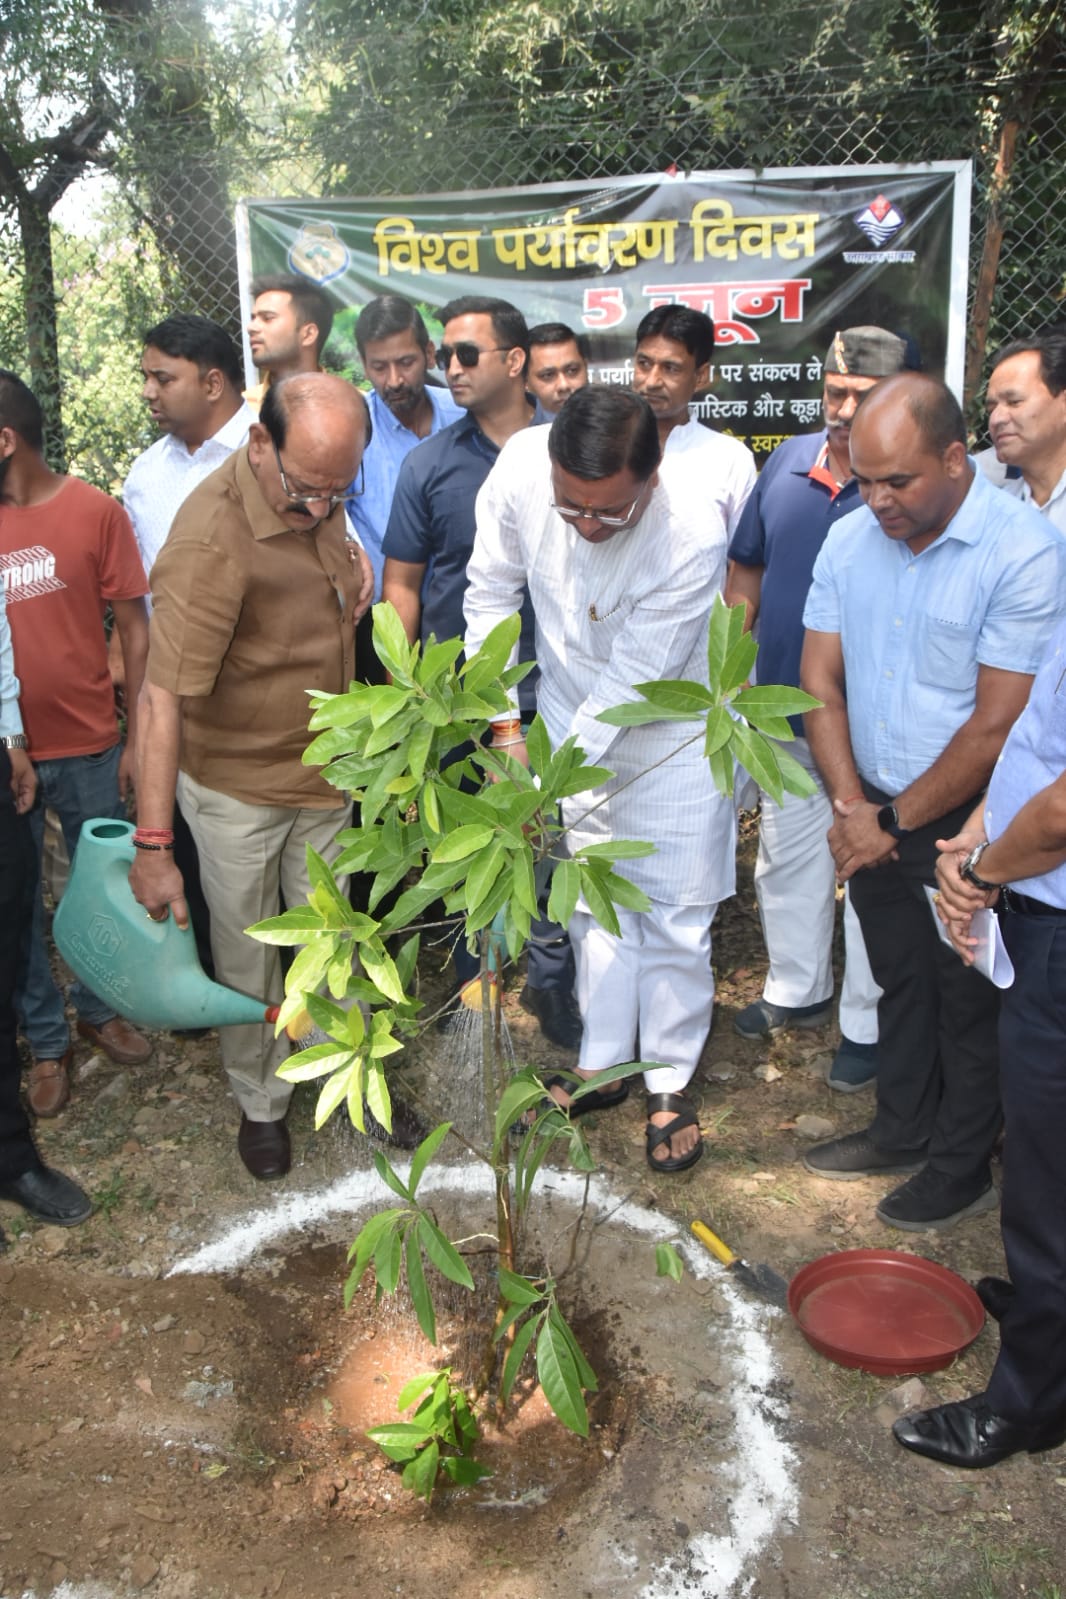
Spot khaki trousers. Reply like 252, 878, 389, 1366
177, 772, 349, 1121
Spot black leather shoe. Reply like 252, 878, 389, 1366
520, 985, 583, 1050
237, 1115, 291, 1180
364, 1090, 425, 1151
0, 1164, 93, 1226
975, 1275, 1015, 1323
893, 1393, 1066, 1469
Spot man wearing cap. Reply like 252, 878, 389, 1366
725, 327, 906, 1088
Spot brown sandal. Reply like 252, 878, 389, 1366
27, 1049, 72, 1118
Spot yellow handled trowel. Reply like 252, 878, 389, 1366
691, 1219, 789, 1306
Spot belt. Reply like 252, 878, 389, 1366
1002, 887, 1066, 919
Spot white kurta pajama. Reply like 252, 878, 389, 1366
465, 426, 736, 1095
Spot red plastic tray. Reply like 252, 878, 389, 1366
787, 1248, 986, 1375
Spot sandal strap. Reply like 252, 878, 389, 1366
646, 1091, 696, 1119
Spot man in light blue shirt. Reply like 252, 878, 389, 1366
895, 613, 1066, 1467
0, 589, 92, 1236
799, 373, 1066, 1231
347, 295, 462, 608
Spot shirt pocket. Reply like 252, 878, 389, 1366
915, 616, 978, 692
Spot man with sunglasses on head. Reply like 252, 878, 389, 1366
381, 296, 581, 1047
128, 373, 419, 1182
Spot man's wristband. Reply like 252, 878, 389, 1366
0, 734, 28, 751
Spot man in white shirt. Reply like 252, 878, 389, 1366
465, 386, 736, 1174
978, 329, 1066, 535
631, 304, 756, 546
124, 313, 255, 581
121, 313, 254, 981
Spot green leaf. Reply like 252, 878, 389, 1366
464, 839, 507, 914
409, 1121, 452, 1195
730, 720, 789, 805
277, 1042, 356, 1083
719, 631, 758, 696
365, 1061, 393, 1133
494, 1075, 550, 1142
403, 1438, 440, 1503
360, 940, 406, 1004
417, 1215, 475, 1291
535, 1315, 589, 1436
431, 824, 495, 863
731, 684, 821, 722
579, 839, 656, 860
545, 857, 581, 929
600, 868, 653, 913
706, 593, 747, 691
772, 740, 821, 799
421, 779, 443, 837
655, 1241, 685, 1282
372, 1147, 412, 1201
577, 864, 621, 937
704, 705, 734, 756
509, 849, 538, 918
631, 678, 716, 713
501, 1313, 540, 1403
548, 1302, 598, 1392
498, 1267, 543, 1306
374, 1223, 404, 1294
396, 1371, 440, 1412
345, 1207, 407, 1303
371, 602, 415, 683
346, 1053, 367, 1134
405, 1231, 437, 1344
524, 713, 551, 775
596, 700, 691, 727
707, 739, 735, 798
314, 1064, 353, 1129
367, 1421, 431, 1462
246, 906, 329, 944
440, 1455, 492, 1485
461, 612, 522, 691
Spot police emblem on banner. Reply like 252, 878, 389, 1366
288, 223, 350, 283
853, 194, 905, 248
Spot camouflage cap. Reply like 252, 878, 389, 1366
824, 326, 908, 379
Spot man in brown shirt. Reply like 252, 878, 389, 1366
131, 373, 375, 1179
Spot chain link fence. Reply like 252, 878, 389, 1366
7, 19, 1065, 488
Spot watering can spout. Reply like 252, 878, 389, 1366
52, 819, 279, 1032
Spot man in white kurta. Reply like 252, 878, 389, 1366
464, 385, 735, 1170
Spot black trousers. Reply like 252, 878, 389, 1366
848, 788, 1002, 1178
0, 774, 40, 1180
986, 907, 1066, 1425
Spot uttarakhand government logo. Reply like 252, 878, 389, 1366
288, 222, 350, 284
853, 194, 905, 248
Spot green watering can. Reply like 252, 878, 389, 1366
52, 819, 281, 1032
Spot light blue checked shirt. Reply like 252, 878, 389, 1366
803, 464, 1066, 794
348, 384, 463, 600
985, 613, 1066, 908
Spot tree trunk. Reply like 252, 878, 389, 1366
16, 192, 67, 470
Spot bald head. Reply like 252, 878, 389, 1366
249, 373, 369, 532
849, 373, 972, 554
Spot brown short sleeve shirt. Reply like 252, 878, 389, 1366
147, 448, 357, 808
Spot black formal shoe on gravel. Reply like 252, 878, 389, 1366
802, 1128, 926, 1181
0, 1163, 93, 1226
519, 985, 583, 1050
237, 1114, 291, 1180
876, 1167, 998, 1231
975, 1275, 1015, 1322
893, 1393, 1066, 1469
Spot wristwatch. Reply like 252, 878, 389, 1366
877, 802, 910, 841
0, 734, 28, 750
959, 840, 1000, 892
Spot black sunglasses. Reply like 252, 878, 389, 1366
436, 342, 510, 371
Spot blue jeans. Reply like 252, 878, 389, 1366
18, 746, 125, 1058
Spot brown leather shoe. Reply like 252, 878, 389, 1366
76, 1016, 152, 1065
237, 1114, 291, 1180
27, 1049, 73, 1118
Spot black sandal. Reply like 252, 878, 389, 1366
645, 1091, 703, 1173
544, 1072, 629, 1117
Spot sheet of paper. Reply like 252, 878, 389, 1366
924, 885, 1015, 989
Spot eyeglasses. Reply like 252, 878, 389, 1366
550, 490, 645, 528
436, 342, 510, 371
272, 437, 362, 510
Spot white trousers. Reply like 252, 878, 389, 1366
178, 772, 350, 1121
571, 898, 716, 1097
754, 738, 880, 1044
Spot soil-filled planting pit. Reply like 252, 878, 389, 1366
0, 1172, 798, 1599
